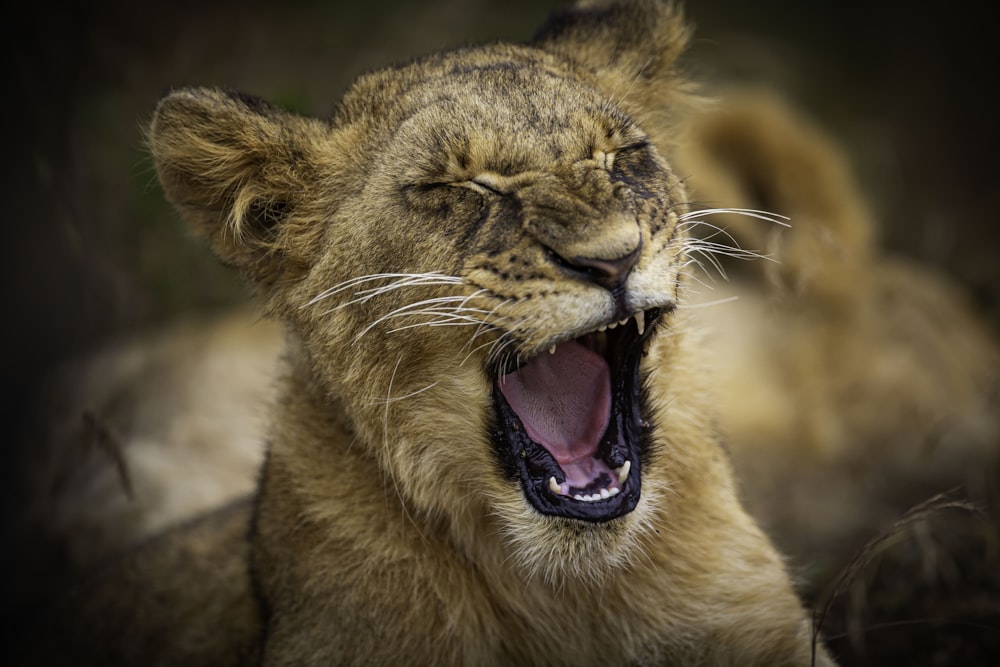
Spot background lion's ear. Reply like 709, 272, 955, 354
533, 0, 697, 137
674, 91, 876, 302
148, 88, 331, 286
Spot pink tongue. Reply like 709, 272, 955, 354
499, 341, 611, 465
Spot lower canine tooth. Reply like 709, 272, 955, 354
615, 460, 631, 485
549, 477, 561, 495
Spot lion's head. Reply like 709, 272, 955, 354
149, 1, 722, 582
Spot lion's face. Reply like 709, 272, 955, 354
150, 6, 696, 581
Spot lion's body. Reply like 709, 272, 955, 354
14, 1, 1000, 665
673, 91, 999, 576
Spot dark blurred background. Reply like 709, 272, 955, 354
2, 0, 997, 660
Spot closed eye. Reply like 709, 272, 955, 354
467, 176, 505, 196
615, 140, 650, 157
607, 141, 652, 173
593, 140, 650, 171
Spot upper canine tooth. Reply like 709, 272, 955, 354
634, 311, 645, 336
616, 460, 631, 485
548, 345, 556, 355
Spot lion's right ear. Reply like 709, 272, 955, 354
148, 88, 338, 286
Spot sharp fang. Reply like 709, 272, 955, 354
634, 311, 645, 336
549, 477, 561, 495
615, 460, 631, 485
548, 345, 556, 355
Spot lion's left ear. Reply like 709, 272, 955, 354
533, 0, 697, 137
148, 88, 341, 288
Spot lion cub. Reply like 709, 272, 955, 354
21, 1, 837, 665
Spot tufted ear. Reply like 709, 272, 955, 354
533, 0, 698, 140
148, 88, 339, 287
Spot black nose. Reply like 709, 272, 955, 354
552, 243, 641, 291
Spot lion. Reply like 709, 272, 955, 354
16, 0, 999, 664
673, 90, 1000, 582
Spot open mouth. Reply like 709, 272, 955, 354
492, 307, 664, 522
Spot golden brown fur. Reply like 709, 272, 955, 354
18, 0, 1000, 665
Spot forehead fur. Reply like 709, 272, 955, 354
348, 46, 645, 188
335, 1, 695, 169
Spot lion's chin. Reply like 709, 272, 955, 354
491, 490, 655, 585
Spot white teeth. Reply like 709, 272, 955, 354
598, 312, 646, 335
545, 468, 630, 502
565, 487, 620, 502
548, 345, 556, 355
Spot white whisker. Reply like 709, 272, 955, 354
387, 314, 492, 333
367, 380, 440, 406
461, 337, 502, 368
678, 207, 791, 227
677, 262, 723, 292
466, 300, 513, 344
684, 245, 729, 279
354, 295, 489, 340
305, 272, 464, 309
381, 355, 429, 545
671, 206, 788, 286
681, 295, 741, 310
